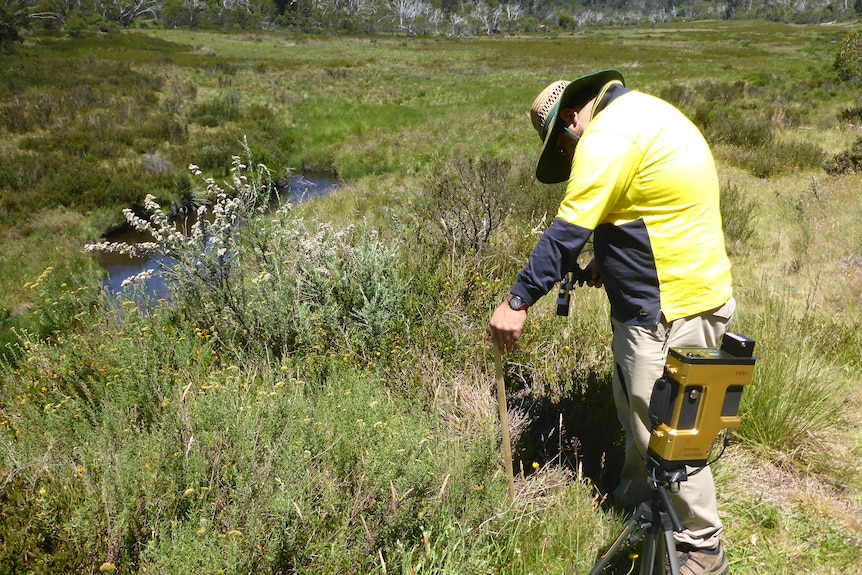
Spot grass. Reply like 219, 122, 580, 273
2, 20, 862, 574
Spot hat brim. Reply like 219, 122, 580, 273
536, 69, 625, 184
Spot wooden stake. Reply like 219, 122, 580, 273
494, 345, 516, 500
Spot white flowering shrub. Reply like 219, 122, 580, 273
86, 146, 406, 356
86, 150, 269, 334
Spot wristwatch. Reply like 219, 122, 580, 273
506, 294, 529, 311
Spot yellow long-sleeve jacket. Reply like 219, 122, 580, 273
512, 84, 732, 325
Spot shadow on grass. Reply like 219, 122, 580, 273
512, 368, 626, 500
511, 369, 644, 574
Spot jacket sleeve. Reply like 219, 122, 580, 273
510, 218, 593, 305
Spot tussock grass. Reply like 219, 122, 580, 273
735, 286, 857, 469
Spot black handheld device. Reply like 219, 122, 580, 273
556, 266, 593, 316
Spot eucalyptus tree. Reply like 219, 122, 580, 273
470, 0, 497, 34
160, 0, 207, 26
382, 0, 435, 34
95, 0, 161, 24
0, 1, 23, 52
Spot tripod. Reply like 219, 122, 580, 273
588, 462, 688, 575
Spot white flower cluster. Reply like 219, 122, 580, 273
84, 158, 261, 289
298, 222, 355, 261
120, 269, 155, 288
83, 240, 161, 258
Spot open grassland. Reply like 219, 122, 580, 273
1, 20, 862, 574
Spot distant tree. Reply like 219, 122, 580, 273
29, 0, 67, 30
470, 0, 494, 34
278, 0, 314, 28
499, 1, 524, 32
97, 0, 161, 25
0, 1, 24, 52
382, 0, 427, 33
161, 0, 207, 26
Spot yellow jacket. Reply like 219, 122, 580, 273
512, 87, 732, 325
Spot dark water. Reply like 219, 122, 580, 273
98, 174, 341, 298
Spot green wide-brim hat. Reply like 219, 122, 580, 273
531, 69, 625, 184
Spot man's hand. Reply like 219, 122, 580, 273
487, 301, 528, 354
584, 259, 603, 288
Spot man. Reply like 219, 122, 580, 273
487, 70, 735, 575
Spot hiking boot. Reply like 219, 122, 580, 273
671, 542, 728, 575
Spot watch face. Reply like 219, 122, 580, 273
509, 295, 524, 311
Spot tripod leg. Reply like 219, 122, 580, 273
637, 526, 680, 575
587, 515, 642, 575
663, 529, 680, 575
638, 529, 658, 575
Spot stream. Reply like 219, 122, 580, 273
97, 174, 341, 299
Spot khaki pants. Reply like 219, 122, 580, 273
610, 297, 736, 550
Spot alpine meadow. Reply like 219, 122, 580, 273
1, 20, 862, 575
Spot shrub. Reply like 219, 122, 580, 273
506, 159, 564, 224
659, 83, 699, 111
193, 130, 245, 176
0, 308, 513, 573
708, 115, 775, 149
0, 100, 41, 133
3, 181, 521, 571
660, 79, 751, 135
0, 4, 22, 53
419, 154, 512, 255
21, 266, 103, 343
188, 92, 242, 127
834, 28, 862, 84
135, 111, 189, 146
0, 47, 199, 224
823, 136, 862, 175
837, 105, 862, 125
741, 138, 825, 178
